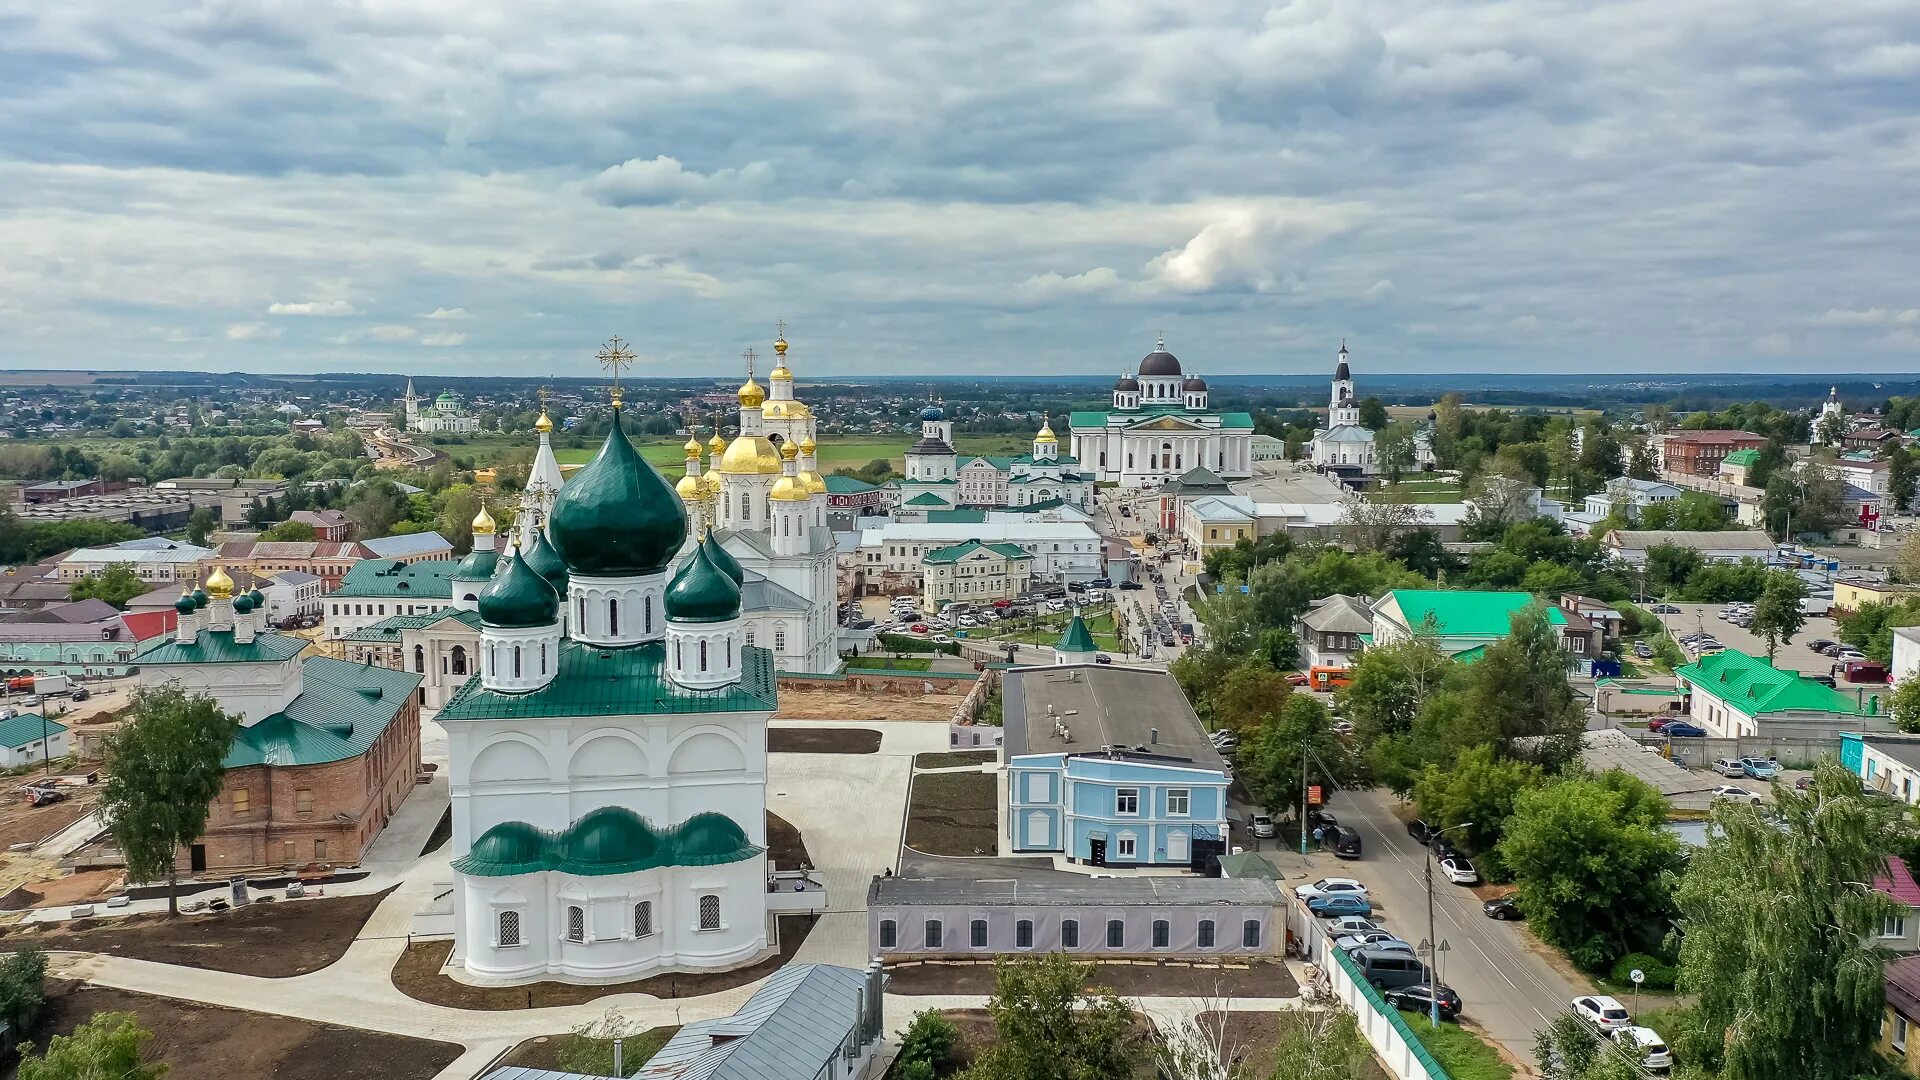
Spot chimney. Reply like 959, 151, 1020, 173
1150, 727, 1158, 744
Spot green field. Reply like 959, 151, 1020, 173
546, 434, 1034, 474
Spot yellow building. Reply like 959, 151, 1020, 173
1836, 577, 1920, 615
1178, 494, 1256, 554
920, 539, 1034, 614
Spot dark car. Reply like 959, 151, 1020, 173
1308, 808, 1339, 831
1662, 722, 1708, 737
1482, 896, 1523, 920
1331, 826, 1363, 859
1384, 983, 1462, 1020
69, 688, 90, 702
1407, 819, 1435, 845
1429, 832, 1460, 859
1808, 638, 1838, 653
1120, 581, 1145, 591
1651, 603, 1680, 614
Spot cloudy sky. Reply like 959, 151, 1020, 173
3, 0, 1918, 379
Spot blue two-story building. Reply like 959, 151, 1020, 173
1002, 663, 1229, 869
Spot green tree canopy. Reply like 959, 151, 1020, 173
1459, 602, 1586, 766
1238, 695, 1361, 821
959, 954, 1146, 1080
68, 563, 148, 609
1750, 570, 1808, 662
1209, 662, 1295, 733
257, 519, 318, 543
18, 1011, 167, 1080
1412, 744, 1546, 880
100, 686, 240, 916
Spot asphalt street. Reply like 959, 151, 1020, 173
1300, 787, 1590, 1062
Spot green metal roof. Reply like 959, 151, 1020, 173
702, 533, 744, 586
1676, 648, 1868, 719
904, 492, 952, 506
479, 549, 560, 629
523, 529, 570, 595
341, 608, 480, 643
1215, 851, 1278, 880
548, 410, 688, 576
436, 637, 776, 721
1068, 408, 1254, 431
453, 807, 761, 877
1056, 612, 1098, 654
330, 557, 458, 600
0, 713, 68, 749
223, 657, 423, 767
1382, 589, 1567, 641
823, 475, 879, 495
452, 546, 499, 581
960, 455, 1019, 471
922, 539, 1032, 564
1721, 448, 1760, 467
927, 509, 989, 524
665, 544, 741, 623
134, 629, 307, 666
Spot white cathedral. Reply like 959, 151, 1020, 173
895, 404, 1093, 514
442, 380, 793, 985
1308, 342, 1435, 475
404, 378, 481, 435
1068, 338, 1255, 488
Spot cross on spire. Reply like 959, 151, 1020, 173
775, 318, 787, 341
596, 336, 636, 406
743, 348, 758, 377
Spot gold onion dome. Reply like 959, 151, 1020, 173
800, 469, 826, 494
535, 410, 554, 434
799, 435, 816, 453
770, 473, 810, 502
773, 335, 789, 356
472, 503, 497, 535
676, 472, 702, 500
780, 440, 800, 461
708, 431, 726, 454
762, 400, 811, 419
204, 564, 235, 600
683, 435, 702, 455
719, 435, 783, 474
699, 470, 723, 498
1036, 420, 1057, 444
737, 376, 765, 408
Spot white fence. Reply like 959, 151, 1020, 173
1289, 899, 1451, 1080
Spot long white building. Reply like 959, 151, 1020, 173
855, 518, 1104, 583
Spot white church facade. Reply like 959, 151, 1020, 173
1068, 339, 1255, 488
1308, 342, 1436, 476
404, 379, 481, 435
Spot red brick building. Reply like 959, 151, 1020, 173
1662, 430, 1765, 477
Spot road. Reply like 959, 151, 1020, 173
1308, 787, 1589, 1063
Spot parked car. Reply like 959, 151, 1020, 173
1354, 948, 1429, 988
1407, 819, 1436, 845
1647, 717, 1671, 732
1307, 808, 1339, 831
1614, 1026, 1674, 1072
1740, 756, 1780, 780
1796, 775, 1815, 791
1330, 826, 1363, 859
1308, 894, 1374, 918
1482, 896, 1523, 920
69, 688, 90, 702
1428, 832, 1460, 859
1807, 638, 1838, 653
1712, 785, 1763, 805
1335, 931, 1409, 954
1249, 813, 1276, 838
1663, 723, 1708, 737
1651, 603, 1680, 614
1713, 757, 1746, 778
1571, 995, 1634, 1031
1633, 642, 1653, 659
1325, 915, 1383, 936
1294, 877, 1369, 902
1384, 984, 1462, 1021
1439, 856, 1479, 885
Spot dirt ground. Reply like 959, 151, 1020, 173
768, 727, 882, 754
2, 868, 123, 909
886, 959, 1298, 998
766, 811, 811, 871
903, 770, 998, 856
0, 785, 98, 850
1196, 1010, 1390, 1080
913, 751, 996, 769
775, 686, 960, 723
7, 980, 462, 1080
0, 888, 392, 977
392, 914, 818, 1009
498, 1025, 679, 1074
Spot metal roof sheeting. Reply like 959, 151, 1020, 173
222, 657, 422, 767
636, 964, 867, 1080
436, 640, 775, 722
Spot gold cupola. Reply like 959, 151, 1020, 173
769, 332, 792, 382
1035, 419, 1058, 444
534, 410, 554, 434
719, 434, 783, 474
797, 435, 825, 493
737, 375, 766, 408
770, 440, 809, 501
683, 434, 703, 455
676, 439, 703, 500
472, 503, 497, 535
204, 563, 235, 600
708, 431, 726, 455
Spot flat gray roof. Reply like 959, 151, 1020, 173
869, 875, 1281, 907
1003, 664, 1222, 769
1865, 735, 1920, 773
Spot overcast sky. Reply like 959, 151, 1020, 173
3, 1, 1918, 380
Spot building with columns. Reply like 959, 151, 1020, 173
1069, 339, 1255, 488
404, 378, 481, 435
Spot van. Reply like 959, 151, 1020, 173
1309, 666, 1353, 691
1330, 826, 1363, 860
1713, 757, 1746, 778
1355, 948, 1431, 989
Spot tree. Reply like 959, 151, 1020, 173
1750, 571, 1808, 662
1641, 542, 1704, 598
1412, 744, 1545, 879
1672, 760, 1906, 1080
1892, 677, 1920, 734
18, 1011, 167, 1080
68, 563, 148, 609
1463, 473, 1540, 538
257, 520, 318, 543
1460, 602, 1586, 766
184, 506, 218, 547
434, 483, 484, 554
958, 954, 1146, 1080
99, 686, 240, 917
1816, 409, 1848, 446
0, 948, 46, 1041
1336, 491, 1432, 553
1210, 662, 1294, 733
1358, 396, 1389, 431
1498, 772, 1680, 971
1898, 534, 1920, 587
344, 479, 410, 539
1339, 619, 1453, 750
897, 1009, 959, 1077
1890, 445, 1916, 513
1534, 1012, 1642, 1080
1237, 696, 1361, 823
1375, 420, 1417, 485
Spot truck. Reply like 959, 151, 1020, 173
31, 675, 70, 697
1799, 596, 1833, 616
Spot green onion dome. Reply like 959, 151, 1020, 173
557, 806, 663, 876
453, 546, 499, 581
665, 545, 740, 624
670, 812, 760, 865
477, 548, 559, 628
523, 528, 569, 595
702, 533, 744, 586
548, 411, 687, 576
174, 593, 196, 615
247, 589, 265, 608
452, 820, 552, 877
233, 594, 255, 615
191, 588, 208, 609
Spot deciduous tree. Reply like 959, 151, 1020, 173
100, 686, 240, 917
1750, 570, 1808, 663
257, 520, 318, 543
1412, 744, 1544, 879
960, 953, 1146, 1080
68, 563, 148, 609
18, 1011, 167, 1080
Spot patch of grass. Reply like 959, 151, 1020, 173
1397, 1012, 1514, 1080
905, 769, 998, 856
847, 656, 933, 672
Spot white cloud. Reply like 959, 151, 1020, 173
369, 325, 417, 341
1809, 308, 1920, 327
587, 156, 776, 207
1362, 279, 1395, 302
1144, 206, 1358, 293
421, 307, 469, 319
267, 299, 357, 316
1753, 332, 1793, 355
421, 331, 469, 347
1837, 43, 1920, 79
1018, 267, 1119, 299
225, 321, 281, 341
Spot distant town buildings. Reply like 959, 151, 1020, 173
404, 379, 480, 434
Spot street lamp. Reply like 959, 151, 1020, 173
1422, 821, 1474, 1029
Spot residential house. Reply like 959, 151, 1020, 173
58, 541, 214, 584
1844, 427, 1904, 453
1895, 627, 1920, 688
1675, 648, 1884, 739
1835, 577, 1920, 615
1879, 858, 1920, 956
325, 557, 458, 639
823, 475, 885, 516
1154, 466, 1235, 533
869, 875, 1283, 957
1883, 954, 1920, 1074
1002, 664, 1228, 867
1843, 732, 1920, 804
289, 509, 351, 542
630, 963, 887, 1080
1557, 594, 1626, 648
1179, 495, 1257, 555
0, 599, 176, 677
1370, 589, 1597, 661
1605, 529, 1778, 567
210, 539, 363, 590
1562, 478, 1683, 534
1298, 594, 1372, 670
1718, 448, 1761, 487
1828, 456, 1895, 497
918, 539, 1034, 614
1661, 430, 1766, 477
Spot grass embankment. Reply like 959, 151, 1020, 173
1397, 1012, 1514, 1080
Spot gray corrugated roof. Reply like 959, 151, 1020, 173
1301, 594, 1373, 634
359, 532, 453, 558
482, 1069, 619, 1080
869, 875, 1282, 907
1003, 664, 1222, 769
740, 575, 810, 614
636, 963, 866, 1080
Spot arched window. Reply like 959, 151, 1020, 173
450, 644, 467, 675
512, 646, 522, 678
739, 492, 750, 518
634, 901, 653, 938
566, 905, 584, 942
1198, 919, 1216, 949
699, 639, 709, 671
645, 595, 653, 634
698, 893, 721, 931
497, 910, 521, 947
413, 644, 425, 673
1242, 920, 1261, 948
608, 599, 619, 637
879, 919, 897, 949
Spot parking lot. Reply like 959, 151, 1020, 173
1654, 602, 1843, 678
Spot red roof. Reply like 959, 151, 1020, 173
118, 610, 178, 641
1874, 855, 1920, 907
1888, 954, 1920, 1019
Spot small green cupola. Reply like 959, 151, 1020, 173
665, 545, 741, 624
701, 532, 744, 586
453, 546, 499, 583
478, 547, 559, 629
1055, 610, 1098, 662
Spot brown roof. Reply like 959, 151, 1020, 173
1887, 954, 1920, 1019
1663, 430, 1765, 444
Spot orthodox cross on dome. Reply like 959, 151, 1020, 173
596, 336, 636, 406
742, 347, 757, 377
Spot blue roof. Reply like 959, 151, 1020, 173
0, 713, 67, 750
637, 963, 870, 1080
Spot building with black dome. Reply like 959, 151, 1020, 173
1068, 337, 1255, 488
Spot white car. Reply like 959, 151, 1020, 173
1325, 915, 1382, 936
1439, 856, 1479, 885
1335, 932, 1409, 954
1249, 813, 1276, 838
1294, 877, 1369, 902
1711, 785, 1763, 805
1614, 1026, 1673, 1071
1571, 995, 1634, 1031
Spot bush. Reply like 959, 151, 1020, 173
898, 1009, 958, 1074
1609, 952, 1677, 991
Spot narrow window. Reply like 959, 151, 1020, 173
675, 639, 683, 668
1016, 919, 1034, 948
1106, 919, 1124, 948
879, 919, 897, 949
413, 644, 425, 673
231, 789, 249, 815
645, 594, 653, 634
567, 905, 585, 942
295, 788, 314, 813
699, 893, 721, 931
608, 599, 618, 637
971, 919, 988, 948
1198, 919, 1215, 948
1061, 919, 1079, 949
1242, 920, 1261, 948
498, 910, 522, 947
634, 901, 653, 938
512, 645, 522, 678
577, 595, 585, 625
314, 839, 328, 861
539, 641, 547, 674
1152, 919, 1170, 949
700, 639, 709, 671
925, 920, 943, 948
726, 637, 733, 666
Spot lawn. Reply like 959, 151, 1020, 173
904, 769, 998, 856
989, 603, 1124, 652
1397, 1012, 1514, 1080
1378, 478, 1465, 503
847, 656, 933, 672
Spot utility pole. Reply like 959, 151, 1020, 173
1298, 743, 1309, 856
